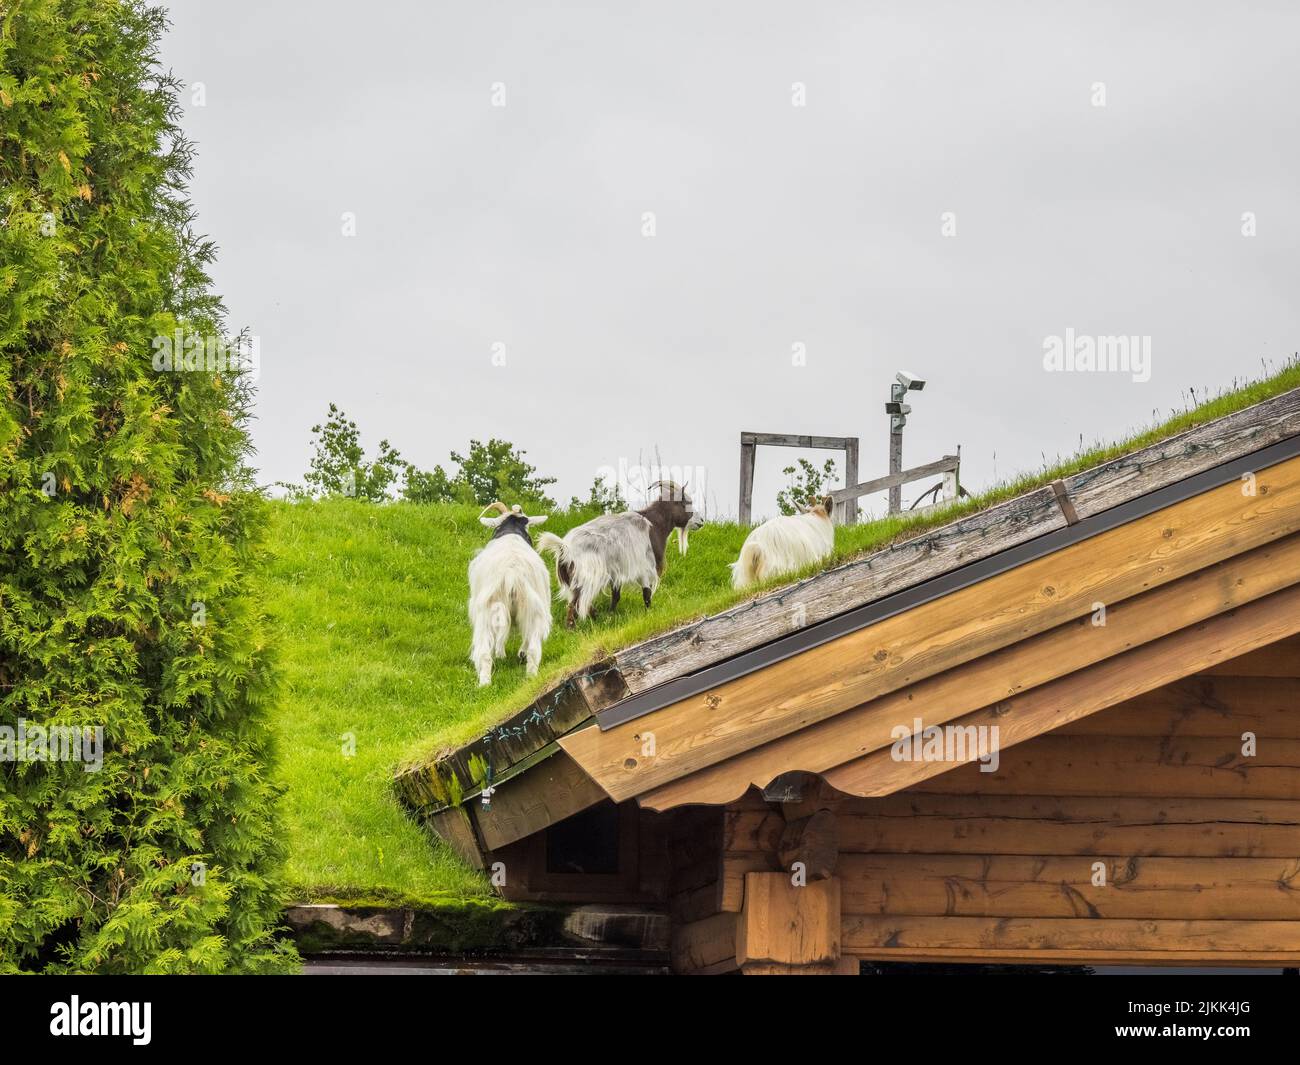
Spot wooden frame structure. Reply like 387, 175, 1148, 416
401, 387, 1300, 973
738, 432, 962, 527
738, 432, 859, 525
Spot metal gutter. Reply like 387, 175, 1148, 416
596, 432, 1300, 730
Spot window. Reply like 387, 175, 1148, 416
545, 801, 621, 875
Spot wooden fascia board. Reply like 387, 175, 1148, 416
564, 453, 1300, 804
473, 747, 608, 852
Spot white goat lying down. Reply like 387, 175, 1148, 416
467, 501, 552, 686
730, 494, 835, 589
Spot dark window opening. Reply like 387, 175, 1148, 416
546, 802, 621, 875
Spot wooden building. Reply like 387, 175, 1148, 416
398, 389, 1300, 973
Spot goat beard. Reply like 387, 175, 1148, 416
678, 526, 689, 556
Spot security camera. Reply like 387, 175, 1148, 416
896, 370, 926, 391
884, 401, 912, 415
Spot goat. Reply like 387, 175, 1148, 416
538, 481, 702, 628
467, 501, 552, 686
730, 494, 834, 590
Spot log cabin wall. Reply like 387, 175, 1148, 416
712, 640, 1300, 970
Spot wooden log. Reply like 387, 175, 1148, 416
741, 433, 857, 450
736, 873, 842, 966
722, 852, 776, 911
842, 438, 859, 526
824, 585, 1300, 798
844, 946, 1300, 966
842, 914, 1300, 955
667, 807, 724, 890
671, 912, 738, 974
671, 877, 726, 925
777, 809, 839, 881
837, 854, 1300, 920
912, 734, 1300, 800
829, 455, 961, 505
800, 794, 1300, 858
642, 532, 1300, 810
725, 810, 786, 853
742, 957, 860, 975
738, 437, 756, 526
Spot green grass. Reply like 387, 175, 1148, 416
264, 359, 1299, 905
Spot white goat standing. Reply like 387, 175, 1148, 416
538, 481, 700, 628
730, 495, 835, 589
468, 501, 552, 686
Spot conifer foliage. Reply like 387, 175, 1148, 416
0, 1, 296, 972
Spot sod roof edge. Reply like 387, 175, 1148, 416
395, 385, 1300, 817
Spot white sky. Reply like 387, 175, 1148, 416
160, 0, 1300, 520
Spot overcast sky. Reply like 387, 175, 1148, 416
159, 1, 1299, 520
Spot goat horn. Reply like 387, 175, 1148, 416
651, 479, 682, 499
479, 501, 511, 517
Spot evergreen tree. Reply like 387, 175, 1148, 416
0, 0, 296, 972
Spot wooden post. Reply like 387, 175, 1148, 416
842, 438, 859, 525
942, 468, 958, 505
736, 873, 842, 970
888, 429, 903, 514
738, 433, 859, 527
738, 437, 756, 526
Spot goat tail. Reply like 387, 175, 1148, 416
536, 531, 566, 560
731, 538, 763, 590
535, 531, 572, 603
